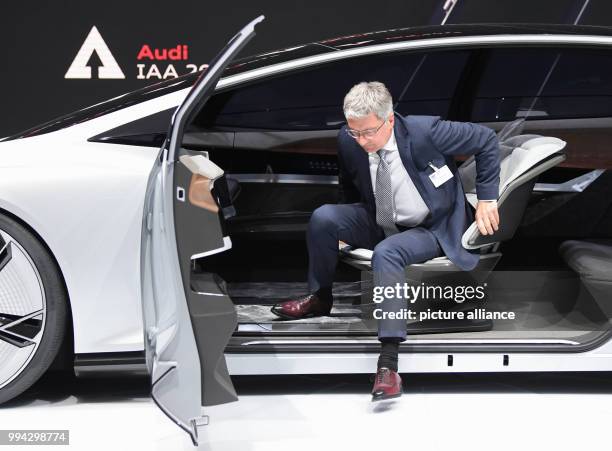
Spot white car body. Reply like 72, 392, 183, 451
0, 88, 188, 354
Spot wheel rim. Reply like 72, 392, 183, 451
0, 229, 46, 390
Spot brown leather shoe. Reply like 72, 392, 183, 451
371, 367, 402, 401
270, 293, 332, 320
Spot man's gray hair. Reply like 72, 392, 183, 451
343, 81, 393, 121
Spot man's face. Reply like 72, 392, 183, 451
346, 112, 394, 153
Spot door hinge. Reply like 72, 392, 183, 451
190, 415, 210, 444
147, 326, 158, 342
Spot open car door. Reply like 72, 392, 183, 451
140, 15, 264, 446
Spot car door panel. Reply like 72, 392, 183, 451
173, 154, 238, 406
141, 16, 264, 445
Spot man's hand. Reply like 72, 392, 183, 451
475, 200, 500, 235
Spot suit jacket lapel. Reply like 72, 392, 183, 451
393, 113, 432, 211
393, 113, 415, 176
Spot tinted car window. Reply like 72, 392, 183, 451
471, 47, 612, 121
6, 76, 196, 141
88, 108, 175, 147
192, 49, 471, 131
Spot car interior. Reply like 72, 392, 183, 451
176, 46, 612, 350
184, 121, 612, 350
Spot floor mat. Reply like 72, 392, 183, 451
236, 304, 363, 324
228, 279, 610, 335
228, 281, 362, 304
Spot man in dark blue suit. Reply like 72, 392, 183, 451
271, 81, 501, 400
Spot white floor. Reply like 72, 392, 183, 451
0, 371, 611, 451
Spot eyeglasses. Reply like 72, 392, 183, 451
346, 119, 387, 139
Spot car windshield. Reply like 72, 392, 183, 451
3, 73, 199, 141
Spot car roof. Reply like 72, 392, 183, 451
224, 22, 612, 75
7, 22, 612, 141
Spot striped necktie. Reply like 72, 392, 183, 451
375, 149, 398, 237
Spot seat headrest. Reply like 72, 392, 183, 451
460, 133, 567, 250
460, 134, 567, 208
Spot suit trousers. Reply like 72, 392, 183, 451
307, 202, 443, 341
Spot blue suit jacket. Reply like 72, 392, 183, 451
337, 112, 500, 271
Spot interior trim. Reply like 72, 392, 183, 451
227, 173, 338, 184
191, 236, 232, 260
238, 338, 580, 346
534, 168, 605, 192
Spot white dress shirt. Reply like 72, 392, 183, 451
369, 129, 497, 228
369, 129, 430, 227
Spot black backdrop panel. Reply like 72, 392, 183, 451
0, 0, 435, 137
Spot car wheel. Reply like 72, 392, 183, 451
0, 214, 67, 404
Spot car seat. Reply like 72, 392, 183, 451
559, 239, 612, 321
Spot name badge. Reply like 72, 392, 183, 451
428, 162, 453, 188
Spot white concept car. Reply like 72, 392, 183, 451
1, 17, 612, 444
